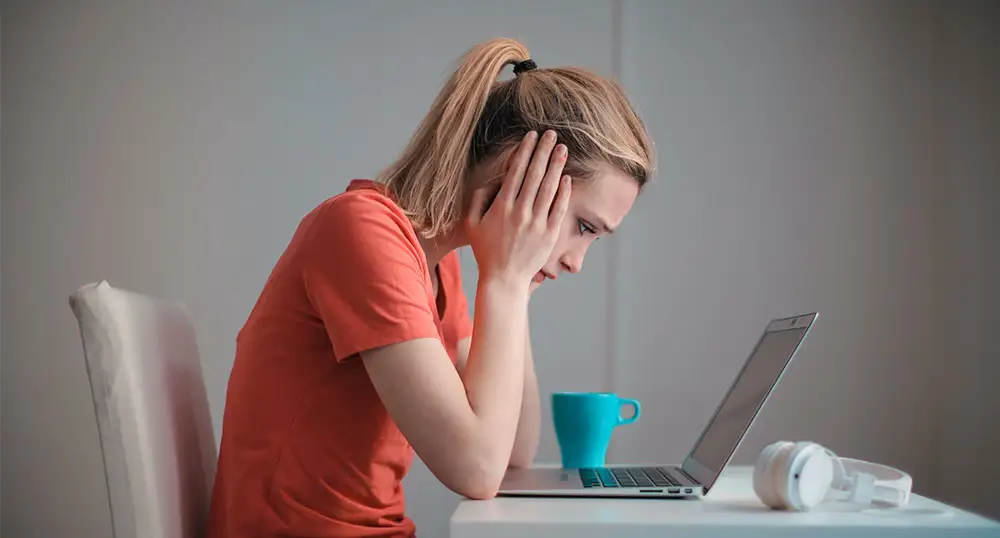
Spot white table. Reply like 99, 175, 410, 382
451, 466, 1000, 538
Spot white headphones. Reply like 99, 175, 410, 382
753, 441, 913, 511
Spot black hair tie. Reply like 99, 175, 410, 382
513, 59, 537, 75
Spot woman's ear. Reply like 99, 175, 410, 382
464, 175, 503, 219
482, 183, 501, 217
466, 151, 507, 208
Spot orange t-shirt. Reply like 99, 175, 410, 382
207, 180, 474, 538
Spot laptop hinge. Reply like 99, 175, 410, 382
676, 466, 700, 486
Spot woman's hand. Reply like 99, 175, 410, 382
467, 130, 571, 292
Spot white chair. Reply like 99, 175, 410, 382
69, 280, 217, 538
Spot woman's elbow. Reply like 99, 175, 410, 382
445, 469, 502, 500
447, 454, 507, 500
460, 482, 500, 500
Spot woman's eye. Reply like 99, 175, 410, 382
578, 219, 597, 235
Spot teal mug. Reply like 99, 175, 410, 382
552, 392, 641, 469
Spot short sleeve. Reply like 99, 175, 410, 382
299, 193, 439, 361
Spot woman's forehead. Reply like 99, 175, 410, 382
571, 163, 639, 230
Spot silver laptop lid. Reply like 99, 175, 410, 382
681, 313, 817, 492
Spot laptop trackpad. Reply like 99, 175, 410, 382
500, 467, 582, 492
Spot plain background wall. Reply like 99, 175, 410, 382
1, 1, 997, 537
931, 0, 1000, 519
615, 0, 998, 522
613, 0, 940, 480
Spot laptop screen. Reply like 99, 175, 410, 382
682, 315, 814, 491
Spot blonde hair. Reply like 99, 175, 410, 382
376, 37, 654, 238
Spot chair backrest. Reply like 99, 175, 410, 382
69, 281, 217, 538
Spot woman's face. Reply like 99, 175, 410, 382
530, 161, 639, 292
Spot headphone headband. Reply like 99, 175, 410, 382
838, 457, 913, 506
754, 441, 912, 511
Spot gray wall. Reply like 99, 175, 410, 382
931, 0, 1000, 519
616, 0, 940, 474
2, 1, 997, 537
615, 0, 998, 521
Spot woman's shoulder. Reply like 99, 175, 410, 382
304, 180, 413, 233
314, 178, 403, 216
294, 179, 424, 263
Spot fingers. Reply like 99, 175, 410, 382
548, 176, 572, 229
495, 131, 538, 207
517, 130, 559, 213
533, 144, 567, 216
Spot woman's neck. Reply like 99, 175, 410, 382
418, 226, 468, 270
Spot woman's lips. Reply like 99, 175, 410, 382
533, 270, 556, 284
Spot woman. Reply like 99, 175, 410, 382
207, 37, 653, 537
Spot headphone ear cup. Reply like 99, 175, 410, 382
769, 442, 800, 509
753, 441, 788, 509
753, 443, 777, 505
756, 441, 795, 509
794, 449, 835, 509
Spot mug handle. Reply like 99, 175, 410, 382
616, 398, 641, 426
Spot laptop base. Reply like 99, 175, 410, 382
498, 465, 705, 499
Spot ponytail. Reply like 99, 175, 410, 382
377, 38, 530, 238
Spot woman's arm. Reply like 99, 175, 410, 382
454, 321, 542, 469
362, 277, 528, 500
509, 322, 541, 468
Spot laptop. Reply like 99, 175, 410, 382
498, 312, 817, 499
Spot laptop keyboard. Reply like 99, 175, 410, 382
579, 467, 681, 488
